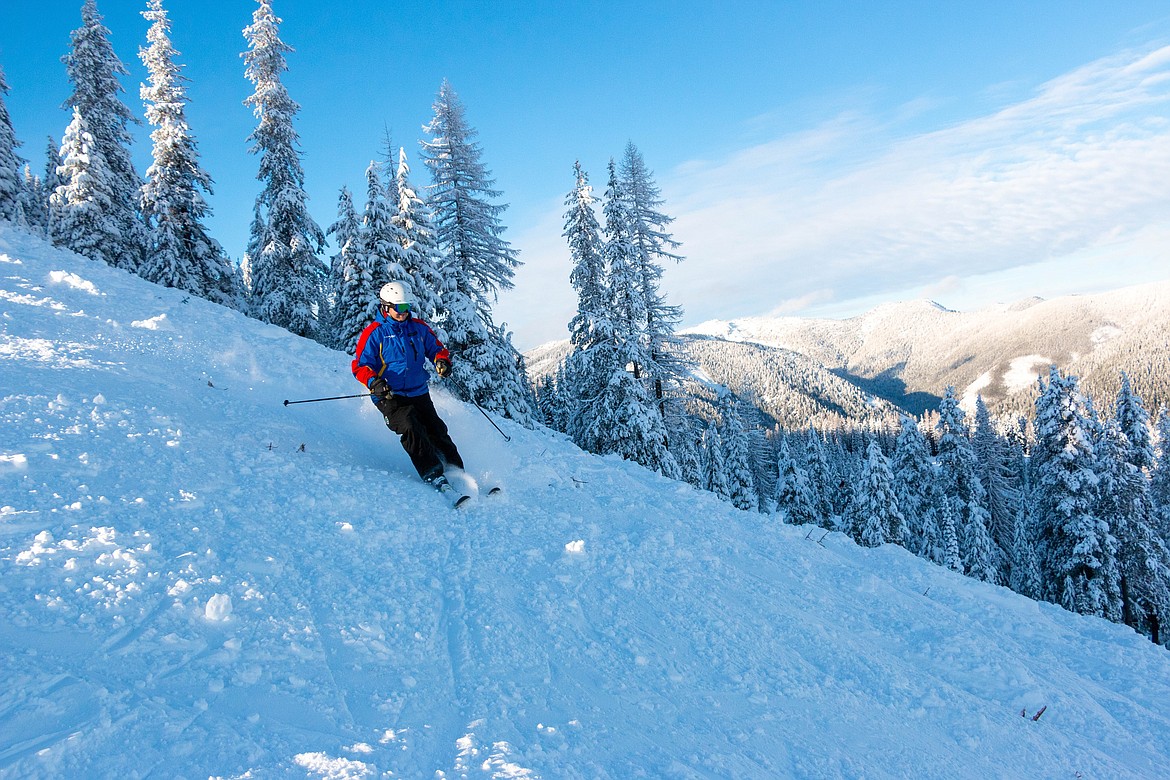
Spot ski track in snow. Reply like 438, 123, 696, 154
3, 226, 1170, 778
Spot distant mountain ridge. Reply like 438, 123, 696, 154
527, 280, 1169, 428
686, 279, 1170, 420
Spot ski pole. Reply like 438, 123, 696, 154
444, 375, 512, 442
283, 393, 375, 406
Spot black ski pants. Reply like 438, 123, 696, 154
376, 391, 463, 481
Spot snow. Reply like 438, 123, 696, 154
3, 224, 1170, 777
1005, 355, 1052, 394
1091, 324, 1124, 344
205, 593, 234, 622
960, 371, 992, 413
48, 270, 101, 296
130, 312, 172, 330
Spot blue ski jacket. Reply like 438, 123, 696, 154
351, 312, 450, 399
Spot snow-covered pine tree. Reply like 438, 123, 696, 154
17, 167, 50, 236
421, 80, 533, 423
701, 421, 730, 501
0, 66, 22, 222
62, 0, 146, 271
574, 161, 676, 475
972, 395, 1020, 579
52, 107, 119, 266
242, 0, 326, 337
139, 0, 239, 309
940, 499, 964, 573
747, 428, 776, 513
43, 137, 65, 239
1008, 504, 1044, 600
1033, 366, 1122, 620
357, 160, 406, 306
936, 388, 1000, 583
533, 370, 566, 431
962, 494, 999, 584
827, 438, 859, 519
477, 320, 537, 425
775, 436, 818, 525
240, 200, 262, 292
324, 186, 370, 353
1115, 371, 1155, 472
1081, 392, 1106, 453
1007, 412, 1042, 597
850, 439, 903, 548
719, 396, 758, 512
919, 508, 945, 566
560, 160, 610, 444
668, 415, 703, 488
802, 426, 833, 527
1153, 407, 1170, 544
891, 415, 937, 557
316, 202, 342, 346
379, 129, 400, 216
393, 147, 446, 325
422, 79, 518, 314
565, 161, 608, 354
618, 142, 692, 425
1097, 419, 1170, 643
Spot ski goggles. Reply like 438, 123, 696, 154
380, 302, 411, 314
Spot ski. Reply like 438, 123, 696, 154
444, 467, 500, 501
431, 476, 471, 508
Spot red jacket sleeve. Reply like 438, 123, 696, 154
351, 321, 382, 387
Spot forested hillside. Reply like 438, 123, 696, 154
688, 281, 1170, 419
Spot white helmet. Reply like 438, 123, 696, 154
379, 281, 414, 306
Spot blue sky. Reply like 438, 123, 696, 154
3, 1, 1170, 349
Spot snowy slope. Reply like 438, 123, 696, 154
3, 225, 1170, 778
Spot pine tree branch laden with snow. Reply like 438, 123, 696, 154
51, 107, 121, 266
242, 0, 325, 338
139, 0, 239, 308
0, 66, 23, 222
420, 80, 533, 424
62, 0, 147, 272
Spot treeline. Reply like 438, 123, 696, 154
548, 356, 1170, 645
0, 0, 533, 423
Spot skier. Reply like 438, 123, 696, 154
352, 281, 465, 495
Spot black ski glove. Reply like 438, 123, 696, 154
369, 377, 393, 400
435, 358, 452, 378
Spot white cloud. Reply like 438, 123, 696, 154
764, 288, 836, 317
660, 42, 1170, 322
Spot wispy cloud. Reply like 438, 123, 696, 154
661, 43, 1170, 323
765, 289, 836, 317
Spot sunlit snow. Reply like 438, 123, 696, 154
2, 225, 1170, 777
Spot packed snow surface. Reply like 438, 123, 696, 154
3, 225, 1170, 778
